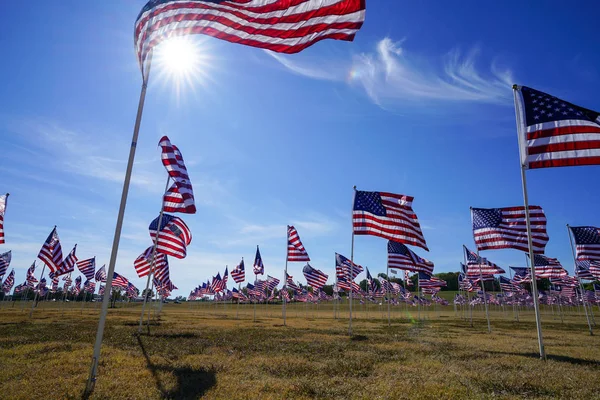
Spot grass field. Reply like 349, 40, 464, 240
0, 300, 599, 399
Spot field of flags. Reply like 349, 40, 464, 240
0, 0, 600, 396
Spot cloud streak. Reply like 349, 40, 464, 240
268, 37, 513, 109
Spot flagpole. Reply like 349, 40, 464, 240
349, 186, 357, 336
513, 86, 546, 360
566, 225, 593, 335
386, 266, 391, 327
29, 263, 46, 318
475, 249, 491, 333
85, 52, 153, 395
283, 227, 288, 326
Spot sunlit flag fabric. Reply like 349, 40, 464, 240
231, 258, 245, 283
37, 227, 64, 274
253, 246, 264, 275
0, 251, 11, 278
514, 85, 600, 169
26, 263, 37, 286
266, 275, 280, 291
134, 246, 169, 277
95, 264, 107, 282
285, 273, 299, 292
135, 0, 366, 72
510, 267, 531, 284
210, 273, 225, 293
387, 241, 434, 274
463, 246, 506, 275
418, 272, 447, 288
530, 254, 568, 278
51, 276, 59, 292
149, 213, 192, 259
499, 276, 519, 292
335, 252, 363, 279
302, 264, 328, 289
57, 244, 78, 277
471, 206, 548, 254
569, 226, 600, 261
0, 194, 7, 244
575, 260, 595, 280
73, 276, 82, 294
404, 270, 413, 286
353, 191, 428, 251
2, 270, 14, 293
112, 272, 130, 289
77, 257, 96, 281
159, 136, 196, 214
287, 225, 310, 262
589, 260, 600, 279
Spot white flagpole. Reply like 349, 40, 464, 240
283, 227, 288, 326
513, 85, 546, 360
475, 250, 491, 333
387, 266, 391, 327
29, 263, 47, 319
349, 186, 357, 335
138, 174, 171, 333
85, 52, 153, 394
566, 225, 593, 335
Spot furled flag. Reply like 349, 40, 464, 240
37, 226, 64, 274
231, 258, 245, 283
222, 266, 229, 287
471, 206, 549, 254
418, 272, 447, 288
335, 252, 363, 280
112, 272, 130, 289
529, 254, 568, 278
149, 214, 192, 259
575, 260, 595, 280
135, 0, 366, 73
463, 246, 506, 275
404, 270, 414, 286
63, 273, 73, 291
2, 269, 14, 293
26, 263, 38, 286
266, 275, 280, 291
134, 246, 169, 278
287, 225, 310, 262
569, 226, 600, 261
54, 244, 78, 277
77, 257, 96, 281
513, 85, 600, 169
253, 246, 264, 275
353, 190, 428, 250
0, 193, 7, 244
0, 250, 11, 279
387, 241, 434, 274
366, 268, 375, 292
302, 264, 328, 289
73, 276, 82, 295
159, 136, 196, 214
95, 265, 107, 282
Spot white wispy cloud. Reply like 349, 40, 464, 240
267, 37, 513, 109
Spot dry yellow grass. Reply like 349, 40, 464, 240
0, 301, 599, 399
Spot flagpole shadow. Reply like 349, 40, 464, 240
486, 350, 600, 367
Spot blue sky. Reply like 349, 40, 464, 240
1, 1, 599, 296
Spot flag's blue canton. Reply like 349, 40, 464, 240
511, 267, 529, 276
472, 208, 502, 229
139, 0, 228, 17
388, 240, 409, 255
532, 254, 558, 267
353, 191, 386, 216
169, 224, 182, 237
149, 214, 174, 231
521, 86, 599, 126
499, 276, 512, 284
572, 226, 600, 244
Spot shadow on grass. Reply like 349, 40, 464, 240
147, 332, 198, 339
350, 335, 368, 342
136, 336, 216, 399
488, 350, 600, 367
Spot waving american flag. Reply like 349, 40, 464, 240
0, 193, 7, 244
287, 225, 310, 262
231, 258, 245, 283
149, 214, 192, 259
159, 136, 196, 214
569, 226, 600, 261
37, 226, 64, 274
0, 251, 10, 279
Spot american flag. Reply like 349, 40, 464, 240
63, 272, 73, 288
530, 254, 567, 279
51, 276, 59, 292
387, 241, 434, 274
73, 276, 82, 295
37, 227, 64, 274
0, 251, 11, 279
112, 272, 130, 289
134, 246, 169, 278
266, 275, 280, 291
353, 191, 428, 251
280, 288, 290, 301
302, 264, 328, 289
589, 260, 600, 279
232, 287, 247, 300
159, 136, 196, 214
253, 246, 264, 275
458, 273, 475, 292
210, 273, 225, 293
135, 0, 366, 73
0, 194, 7, 244
285, 272, 300, 292
1, 269, 14, 293
404, 270, 413, 286
335, 252, 363, 280
569, 226, 600, 261
245, 283, 261, 298
58, 244, 78, 277
95, 265, 107, 282
26, 263, 38, 286
76, 257, 96, 281
510, 267, 531, 284
149, 213, 192, 259
84, 280, 97, 294
463, 246, 506, 276
471, 206, 548, 254
287, 225, 310, 262
514, 85, 600, 169
499, 276, 520, 292
418, 272, 446, 288
231, 258, 245, 283
575, 260, 595, 280
366, 267, 374, 291
336, 276, 360, 292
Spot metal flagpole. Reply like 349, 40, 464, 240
29, 263, 46, 318
566, 225, 593, 335
387, 266, 391, 327
283, 227, 288, 326
514, 85, 546, 360
476, 250, 491, 333
85, 52, 153, 395
138, 175, 171, 333
349, 186, 357, 336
